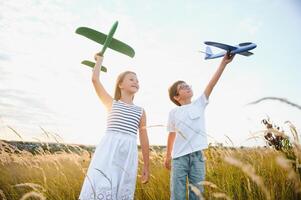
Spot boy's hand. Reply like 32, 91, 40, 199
164, 155, 172, 170
94, 53, 104, 62
222, 52, 235, 65
141, 166, 149, 184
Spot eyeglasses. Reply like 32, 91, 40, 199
176, 84, 191, 95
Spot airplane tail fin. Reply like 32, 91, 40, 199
205, 46, 212, 58
199, 46, 213, 59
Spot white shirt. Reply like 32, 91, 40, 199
167, 93, 209, 158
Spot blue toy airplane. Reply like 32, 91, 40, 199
201, 41, 257, 60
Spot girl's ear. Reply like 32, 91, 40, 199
118, 83, 123, 89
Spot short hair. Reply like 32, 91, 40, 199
168, 80, 185, 106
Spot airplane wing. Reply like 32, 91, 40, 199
76, 27, 135, 58
204, 41, 237, 51
81, 60, 107, 72
237, 51, 254, 56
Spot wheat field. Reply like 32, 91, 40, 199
0, 140, 300, 200
0, 120, 300, 200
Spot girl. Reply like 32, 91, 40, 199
79, 53, 150, 200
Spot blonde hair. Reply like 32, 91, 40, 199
114, 71, 137, 100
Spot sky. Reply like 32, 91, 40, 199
0, 0, 300, 146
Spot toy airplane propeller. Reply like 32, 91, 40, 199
200, 41, 257, 60
75, 21, 135, 72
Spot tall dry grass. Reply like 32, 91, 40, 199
0, 122, 300, 200
0, 140, 89, 200
1, 144, 300, 199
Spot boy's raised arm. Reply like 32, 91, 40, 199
204, 52, 235, 99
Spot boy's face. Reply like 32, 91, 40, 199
174, 82, 193, 103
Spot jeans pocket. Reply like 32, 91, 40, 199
172, 156, 188, 172
197, 151, 205, 162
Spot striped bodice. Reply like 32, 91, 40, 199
106, 100, 143, 135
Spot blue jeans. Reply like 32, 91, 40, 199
170, 151, 206, 200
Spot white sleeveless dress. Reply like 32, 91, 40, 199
79, 100, 143, 200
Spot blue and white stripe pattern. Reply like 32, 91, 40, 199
106, 100, 143, 135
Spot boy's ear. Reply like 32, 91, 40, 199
173, 95, 180, 102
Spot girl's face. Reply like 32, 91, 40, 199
119, 73, 139, 94
176, 82, 193, 99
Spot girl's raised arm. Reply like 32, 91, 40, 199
92, 54, 113, 109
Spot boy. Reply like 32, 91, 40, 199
164, 53, 235, 200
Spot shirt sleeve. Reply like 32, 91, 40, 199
194, 93, 209, 108
167, 109, 176, 132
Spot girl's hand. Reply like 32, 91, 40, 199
94, 53, 104, 62
222, 52, 235, 65
141, 166, 149, 184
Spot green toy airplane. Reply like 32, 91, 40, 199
75, 21, 135, 72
